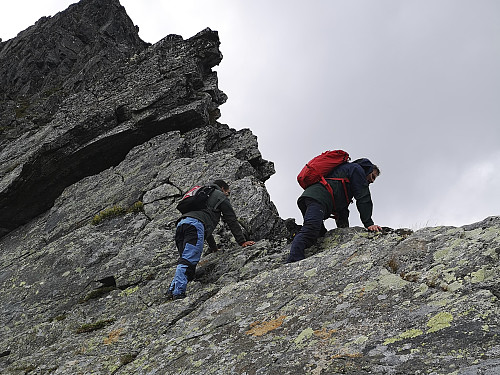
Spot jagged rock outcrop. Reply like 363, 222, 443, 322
0, 0, 259, 238
1, 1, 499, 374
0, 0, 148, 132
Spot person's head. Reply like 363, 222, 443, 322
366, 165, 380, 184
353, 159, 380, 184
213, 179, 230, 196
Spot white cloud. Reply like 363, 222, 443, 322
0, 0, 76, 41
429, 151, 500, 226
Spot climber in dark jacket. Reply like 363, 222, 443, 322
287, 159, 382, 263
167, 179, 255, 300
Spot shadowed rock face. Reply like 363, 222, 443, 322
1, 1, 499, 374
0, 0, 231, 237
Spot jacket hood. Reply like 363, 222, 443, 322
353, 158, 374, 176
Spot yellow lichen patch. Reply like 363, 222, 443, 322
313, 327, 337, 340
470, 267, 496, 283
428, 294, 454, 308
378, 269, 409, 289
353, 335, 369, 345
295, 327, 315, 345
304, 268, 317, 277
427, 312, 453, 333
119, 285, 139, 297
483, 247, 499, 259
414, 283, 429, 298
383, 328, 424, 345
433, 239, 463, 262
446, 281, 463, 292
341, 283, 357, 297
104, 327, 124, 345
245, 315, 287, 337
400, 329, 424, 339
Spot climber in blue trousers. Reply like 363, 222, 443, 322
167, 180, 255, 300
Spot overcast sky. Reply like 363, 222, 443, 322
2, 0, 499, 230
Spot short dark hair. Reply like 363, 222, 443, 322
213, 179, 229, 190
372, 165, 381, 175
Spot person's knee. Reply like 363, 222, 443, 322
302, 219, 323, 237
185, 264, 196, 281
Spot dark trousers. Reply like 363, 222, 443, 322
287, 197, 327, 263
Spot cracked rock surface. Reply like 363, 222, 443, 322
1, 215, 499, 374
0, 1, 499, 374
0, 0, 226, 237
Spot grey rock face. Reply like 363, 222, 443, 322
1, 213, 499, 374
0, 0, 227, 237
0, 1, 498, 375
0, 0, 148, 135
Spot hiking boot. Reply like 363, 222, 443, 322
172, 293, 186, 300
165, 290, 186, 300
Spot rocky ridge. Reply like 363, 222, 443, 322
0, 1, 498, 374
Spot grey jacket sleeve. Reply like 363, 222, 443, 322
219, 199, 246, 245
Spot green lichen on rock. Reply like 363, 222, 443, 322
384, 328, 424, 345
79, 286, 117, 303
294, 327, 315, 346
377, 268, 409, 289
4, 214, 493, 374
303, 267, 318, 278
119, 285, 140, 297
75, 319, 116, 334
91, 206, 127, 225
470, 266, 495, 283
91, 201, 144, 225
427, 312, 453, 333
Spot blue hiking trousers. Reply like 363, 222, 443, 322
169, 217, 205, 296
287, 197, 326, 263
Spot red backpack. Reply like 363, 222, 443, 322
297, 150, 351, 213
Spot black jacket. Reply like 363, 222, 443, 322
181, 184, 246, 248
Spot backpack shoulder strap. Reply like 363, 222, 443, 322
206, 188, 226, 211
323, 177, 352, 218
325, 177, 351, 204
